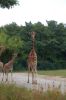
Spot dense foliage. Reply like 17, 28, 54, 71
0, 21, 66, 70
0, 0, 18, 8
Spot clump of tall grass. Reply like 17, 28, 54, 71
0, 83, 66, 100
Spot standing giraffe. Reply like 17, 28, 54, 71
27, 32, 37, 84
3, 53, 17, 81
0, 60, 3, 72
0, 46, 5, 81
0, 60, 4, 81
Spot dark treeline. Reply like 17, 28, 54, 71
0, 20, 66, 70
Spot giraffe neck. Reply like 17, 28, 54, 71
8, 54, 17, 65
8, 59, 14, 66
32, 38, 35, 50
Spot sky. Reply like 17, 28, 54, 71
0, 0, 66, 26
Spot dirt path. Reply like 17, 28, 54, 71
0, 73, 66, 93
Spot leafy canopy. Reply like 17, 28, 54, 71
7, 36, 23, 52
0, 0, 19, 8
0, 32, 8, 47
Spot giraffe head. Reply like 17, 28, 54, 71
31, 31, 36, 41
12, 53, 17, 60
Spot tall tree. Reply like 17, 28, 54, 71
0, 0, 19, 9
7, 36, 23, 53
0, 32, 8, 56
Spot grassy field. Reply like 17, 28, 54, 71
0, 84, 66, 100
38, 70, 66, 77
15, 69, 66, 77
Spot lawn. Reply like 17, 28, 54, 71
38, 70, 66, 77
14, 69, 66, 77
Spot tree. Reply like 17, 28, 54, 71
1, 20, 66, 70
7, 36, 23, 53
0, 32, 8, 56
0, 0, 19, 9
4, 22, 20, 36
46, 20, 57, 32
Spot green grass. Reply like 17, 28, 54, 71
0, 84, 66, 100
38, 70, 66, 77
14, 69, 66, 77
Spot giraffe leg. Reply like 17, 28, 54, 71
0, 69, 1, 76
11, 70, 13, 82
34, 69, 37, 84
4, 72, 6, 82
32, 69, 34, 84
32, 67, 37, 84
6, 72, 8, 82
27, 67, 30, 83
2, 70, 4, 82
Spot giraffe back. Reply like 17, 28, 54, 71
0, 61, 3, 71
3, 53, 17, 71
3, 60, 13, 72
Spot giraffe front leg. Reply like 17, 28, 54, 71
34, 69, 37, 84
6, 72, 8, 82
32, 68, 37, 84
2, 70, 4, 82
0, 69, 1, 76
11, 69, 13, 82
27, 67, 30, 83
32, 69, 34, 84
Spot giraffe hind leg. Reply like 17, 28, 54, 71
5, 72, 8, 82
11, 69, 13, 82
32, 69, 35, 84
32, 68, 37, 84
2, 71, 4, 82
34, 69, 37, 84
27, 68, 30, 83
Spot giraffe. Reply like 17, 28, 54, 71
27, 32, 37, 84
0, 59, 4, 81
0, 60, 3, 72
0, 46, 5, 81
3, 53, 17, 82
